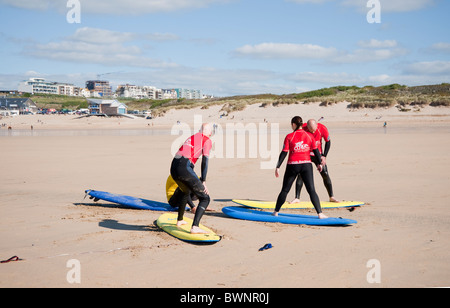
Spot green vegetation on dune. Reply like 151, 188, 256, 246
29, 94, 88, 110
14, 83, 450, 115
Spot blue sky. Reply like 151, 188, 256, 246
0, 0, 449, 97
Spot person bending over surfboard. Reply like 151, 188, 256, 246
166, 175, 215, 214
274, 116, 328, 219
166, 175, 197, 213
291, 119, 340, 204
170, 123, 213, 234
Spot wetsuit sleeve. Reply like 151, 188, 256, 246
323, 140, 331, 157
312, 148, 322, 163
200, 137, 212, 182
276, 151, 288, 168
202, 138, 212, 157
282, 135, 290, 152
320, 124, 331, 156
200, 156, 209, 182
277, 135, 290, 168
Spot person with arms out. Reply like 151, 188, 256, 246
274, 116, 328, 219
170, 123, 213, 234
291, 119, 339, 204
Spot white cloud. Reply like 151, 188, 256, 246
331, 47, 408, 64
68, 27, 179, 44
0, 0, 52, 10
358, 39, 398, 48
427, 42, 450, 54
401, 61, 450, 75
286, 0, 436, 13
286, 69, 449, 88
0, 0, 230, 14
69, 28, 137, 45
234, 41, 408, 63
287, 71, 364, 85
341, 0, 435, 13
24, 28, 178, 69
233, 43, 339, 59
286, 0, 333, 3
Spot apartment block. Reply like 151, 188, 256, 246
116, 84, 164, 100
86, 80, 113, 98
174, 88, 202, 100
18, 78, 82, 97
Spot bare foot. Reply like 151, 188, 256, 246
190, 226, 208, 234
177, 220, 188, 227
272, 212, 279, 217
290, 198, 301, 204
329, 197, 340, 203
318, 213, 328, 219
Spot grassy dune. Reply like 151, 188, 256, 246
24, 83, 450, 115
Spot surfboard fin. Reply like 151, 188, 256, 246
83, 190, 92, 201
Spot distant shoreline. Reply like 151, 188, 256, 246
1, 101, 450, 133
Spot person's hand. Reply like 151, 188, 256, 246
275, 168, 280, 178
203, 182, 209, 195
317, 164, 323, 172
321, 156, 327, 165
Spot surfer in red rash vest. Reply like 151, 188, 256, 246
291, 119, 340, 204
170, 123, 213, 234
274, 116, 328, 219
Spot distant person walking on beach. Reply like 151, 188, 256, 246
274, 116, 327, 219
291, 119, 340, 204
170, 123, 213, 234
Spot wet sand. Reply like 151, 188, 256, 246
0, 102, 449, 288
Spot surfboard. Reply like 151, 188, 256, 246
222, 206, 357, 226
156, 213, 221, 244
85, 190, 185, 212
232, 199, 364, 210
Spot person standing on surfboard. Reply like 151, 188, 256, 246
274, 116, 328, 219
291, 119, 340, 204
170, 123, 213, 234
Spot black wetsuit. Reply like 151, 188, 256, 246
275, 149, 323, 214
168, 187, 196, 209
170, 156, 210, 227
295, 144, 334, 200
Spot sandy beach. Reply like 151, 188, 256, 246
1, 101, 449, 288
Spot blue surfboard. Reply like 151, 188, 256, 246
222, 206, 357, 226
85, 190, 186, 212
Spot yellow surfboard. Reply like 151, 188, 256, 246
165, 175, 178, 202
166, 175, 201, 202
232, 199, 365, 210
156, 213, 221, 244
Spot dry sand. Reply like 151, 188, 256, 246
0, 102, 449, 288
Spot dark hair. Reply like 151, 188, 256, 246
291, 116, 303, 131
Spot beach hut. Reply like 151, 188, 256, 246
87, 99, 128, 116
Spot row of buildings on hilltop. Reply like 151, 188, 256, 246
116, 85, 203, 100
17, 78, 210, 100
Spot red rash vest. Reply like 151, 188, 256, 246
282, 130, 317, 165
176, 132, 212, 164
302, 123, 330, 155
